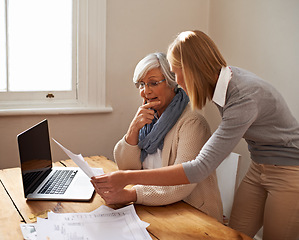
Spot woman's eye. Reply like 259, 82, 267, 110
148, 82, 157, 87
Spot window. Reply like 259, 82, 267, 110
0, 0, 6, 91
0, 0, 111, 115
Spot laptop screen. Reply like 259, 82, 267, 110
17, 119, 52, 196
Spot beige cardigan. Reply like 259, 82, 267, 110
114, 104, 223, 222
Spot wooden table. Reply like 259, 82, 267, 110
0, 156, 252, 240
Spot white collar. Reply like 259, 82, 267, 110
212, 66, 232, 107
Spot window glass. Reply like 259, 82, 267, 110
0, 0, 6, 92
7, 0, 72, 92
0, 0, 110, 115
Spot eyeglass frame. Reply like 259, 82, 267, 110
135, 79, 166, 89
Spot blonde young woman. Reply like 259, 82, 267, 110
92, 31, 299, 240
92, 52, 223, 222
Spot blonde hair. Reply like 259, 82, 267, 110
167, 30, 227, 109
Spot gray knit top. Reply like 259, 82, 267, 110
183, 66, 299, 183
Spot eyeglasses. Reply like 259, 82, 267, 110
135, 79, 166, 89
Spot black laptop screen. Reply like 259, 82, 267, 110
17, 119, 52, 196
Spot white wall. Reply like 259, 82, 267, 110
206, 0, 299, 183
0, 0, 209, 169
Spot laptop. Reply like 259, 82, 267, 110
17, 119, 94, 201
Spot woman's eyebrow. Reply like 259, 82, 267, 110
148, 75, 163, 80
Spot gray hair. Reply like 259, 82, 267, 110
133, 52, 177, 89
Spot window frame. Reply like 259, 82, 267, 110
0, 0, 112, 115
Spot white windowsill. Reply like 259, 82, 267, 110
0, 106, 113, 116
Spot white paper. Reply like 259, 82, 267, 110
52, 138, 103, 178
20, 223, 37, 240
34, 205, 151, 240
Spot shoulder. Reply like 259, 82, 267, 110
180, 103, 207, 121
229, 66, 274, 94
177, 103, 210, 131
227, 66, 269, 105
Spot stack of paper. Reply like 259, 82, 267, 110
21, 204, 151, 240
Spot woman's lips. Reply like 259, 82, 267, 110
146, 97, 158, 102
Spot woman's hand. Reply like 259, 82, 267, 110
91, 171, 128, 193
93, 186, 137, 205
91, 171, 137, 205
125, 101, 160, 145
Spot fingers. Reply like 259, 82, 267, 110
142, 101, 161, 110
136, 101, 160, 123
91, 171, 126, 192
91, 179, 121, 205
96, 188, 135, 205
91, 176, 111, 191
91, 173, 136, 205
91, 179, 111, 200
91, 175, 107, 183
135, 101, 161, 120
127, 105, 156, 138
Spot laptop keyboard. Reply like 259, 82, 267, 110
23, 171, 43, 187
38, 169, 78, 194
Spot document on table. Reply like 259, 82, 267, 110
52, 139, 103, 178
21, 205, 151, 240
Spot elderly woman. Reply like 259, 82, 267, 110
92, 52, 223, 222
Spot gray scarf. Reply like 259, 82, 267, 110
138, 88, 189, 162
